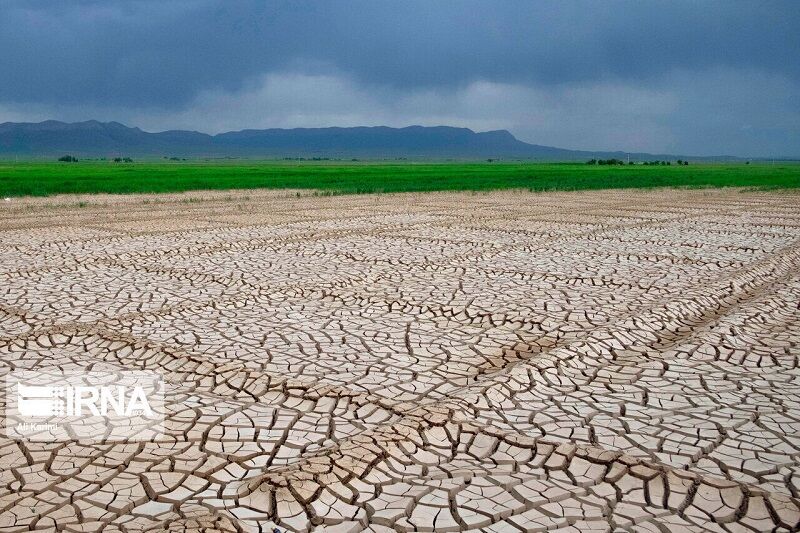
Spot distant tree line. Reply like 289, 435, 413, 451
641, 160, 689, 166
586, 158, 626, 165
58, 155, 138, 163
586, 158, 690, 166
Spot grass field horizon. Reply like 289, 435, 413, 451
1, 160, 798, 198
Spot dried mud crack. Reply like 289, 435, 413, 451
1, 188, 799, 532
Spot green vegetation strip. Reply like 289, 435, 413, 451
0, 161, 798, 197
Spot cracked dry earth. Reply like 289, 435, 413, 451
1, 188, 800, 533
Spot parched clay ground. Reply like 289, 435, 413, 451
1, 188, 799, 532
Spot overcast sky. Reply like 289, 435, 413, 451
1, 1, 798, 156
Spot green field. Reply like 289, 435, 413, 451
0, 161, 798, 198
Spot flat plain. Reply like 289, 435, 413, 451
1, 187, 800, 532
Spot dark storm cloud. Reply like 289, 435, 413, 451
2, 0, 798, 106
1, 0, 798, 155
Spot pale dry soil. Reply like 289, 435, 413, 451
1, 188, 799, 532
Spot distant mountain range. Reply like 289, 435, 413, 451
0, 120, 740, 161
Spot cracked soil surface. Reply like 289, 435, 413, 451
1, 188, 799, 532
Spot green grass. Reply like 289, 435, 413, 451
0, 161, 798, 198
